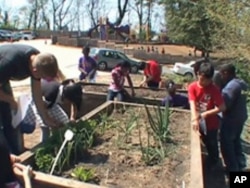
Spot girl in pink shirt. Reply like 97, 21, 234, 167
107, 61, 135, 101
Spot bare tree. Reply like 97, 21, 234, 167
129, 0, 144, 41
86, 0, 101, 30
115, 0, 129, 26
50, 0, 74, 30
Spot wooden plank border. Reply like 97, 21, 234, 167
18, 101, 203, 188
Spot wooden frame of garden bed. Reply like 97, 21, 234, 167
81, 82, 188, 94
17, 101, 203, 188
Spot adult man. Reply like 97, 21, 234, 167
0, 44, 61, 154
139, 60, 162, 89
219, 64, 248, 173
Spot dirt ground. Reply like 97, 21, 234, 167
65, 108, 191, 188
83, 84, 168, 99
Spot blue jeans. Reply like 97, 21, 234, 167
220, 119, 246, 172
107, 90, 124, 101
147, 80, 159, 89
201, 129, 219, 164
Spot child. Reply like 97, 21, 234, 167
188, 63, 225, 167
78, 46, 97, 83
219, 64, 248, 172
27, 78, 83, 143
0, 143, 33, 188
162, 79, 189, 109
139, 60, 162, 89
107, 60, 135, 101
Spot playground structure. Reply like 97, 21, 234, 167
88, 17, 130, 42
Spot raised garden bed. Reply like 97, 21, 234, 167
17, 101, 203, 188
82, 82, 187, 99
80, 82, 188, 107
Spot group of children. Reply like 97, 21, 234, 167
0, 43, 248, 187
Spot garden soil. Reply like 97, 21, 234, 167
65, 108, 191, 188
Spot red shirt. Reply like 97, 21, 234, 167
144, 60, 161, 83
188, 81, 224, 130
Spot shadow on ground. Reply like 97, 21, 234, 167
202, 151, 228, 188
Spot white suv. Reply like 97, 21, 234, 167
21, 31, 36, 40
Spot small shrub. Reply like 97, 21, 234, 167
71, 166, 96, 182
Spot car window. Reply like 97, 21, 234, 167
102, 51, 116, 59
90, 48, 98, 55
117, 52, 128, 60
113, 52, 120, 59
103, 51, 112, 58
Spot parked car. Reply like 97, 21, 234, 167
89, 48, 143, 73
11, 32, 22, 41
172, 58, 207, 79
0, 29, 12, 41
20, 31, 36, 40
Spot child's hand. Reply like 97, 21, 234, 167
192, 120, 199, 132
23, 165, 33, 179
13, 163, 34, 178
200, 112, 208, 119
10, 154, 21, 164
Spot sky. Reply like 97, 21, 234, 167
4, 0, 165, 33
8, 0, 27, 7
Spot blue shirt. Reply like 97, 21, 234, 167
162, 93, 190, 109
222, 78, 248, 123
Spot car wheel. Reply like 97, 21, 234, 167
98, 61, 107, 71
184, 72, 194, 80
130, 65, 139, 74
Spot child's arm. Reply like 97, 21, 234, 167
139, 75, 148, 87
126, 74, 135, 96
188, 83, 200, 131
189, 100, 200, 131
78, 58, 87, 75
201, 104, 225, 119
23, 165, 32, 188
13, 163, 33, 188
201, 87, 226, 119
70, 103, 78, 121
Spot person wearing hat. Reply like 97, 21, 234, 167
139, 60, 162, 89
219, 63, 248, 173
78, 46, 97, 83
162, 79, 189, 109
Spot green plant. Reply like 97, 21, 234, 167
137, 104, 172, 165
35, 148, 54, 173
117, 112, 138, 144
234, 59, 250, 123
137, 121, 163, 166
98, 112, 114, 134
71, 166, 96, 182
34, 119, 98, 174
162, 73, 188, 85
145, 104, 171, 143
